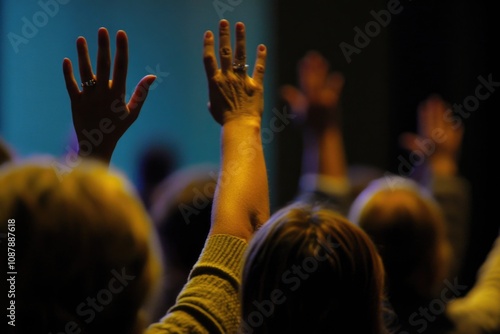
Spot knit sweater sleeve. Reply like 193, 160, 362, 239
446, 234, 500, 334
145, 234, 247, 334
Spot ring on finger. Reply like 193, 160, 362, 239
81, 78, 97, 87
232, 62, 249, 72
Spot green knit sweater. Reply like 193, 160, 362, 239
145, 234, 247, 334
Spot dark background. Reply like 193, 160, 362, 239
273, 0, 498, 290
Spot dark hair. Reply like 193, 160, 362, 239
148, 165, 216, 319
136, 143, 178, 209
241, 202, 389, 334
0, 137, 14, 165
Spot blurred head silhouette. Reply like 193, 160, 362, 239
136, 142, 178, 210
148, 164, 216, 320
0, 137, 15, 165
348, 175, 452, 302
0, 158, 162, 334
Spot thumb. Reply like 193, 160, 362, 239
280, 85, 307, 116
327, 71, 345, 95
62, 58, 80, 100
128, 75, 156, 118
399, 133, 421, 152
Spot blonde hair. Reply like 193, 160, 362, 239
0, 157, 162, 333
241, 202, 389, 334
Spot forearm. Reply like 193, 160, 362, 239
302, 126, 347, 178
318, 126, 347, 179
298, 126, 350, 214
432, 173, 471, 277
211, 117, 269, 242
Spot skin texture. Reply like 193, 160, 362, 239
203, 20, 270, 242
63, 27, 156, 165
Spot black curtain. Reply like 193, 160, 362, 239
274, 0, 498, 289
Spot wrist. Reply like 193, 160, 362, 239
222, 115, 262, 129
78, 141, 116, 165
306, 120, 341, 135
430, 156, 458, 176
304, 124, 342, 143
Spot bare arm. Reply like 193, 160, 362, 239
203, 20, 269, 242
282, 51, 349, 213
400, 95, 470, 278
146, 20, 269, 333
282, 51, 346, 178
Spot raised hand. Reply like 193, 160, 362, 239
281, 51, 348, 182
203, 20, 269, 241
63, 27, 156, 164
400, 94, 465, 176
281, 51, 345, 132
203, 19, 266, 125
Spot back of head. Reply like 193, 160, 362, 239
148, 164, 216, 319
0, 137, 15, 165
0, 158, 162, 334
136, 143, 178, 209
348, 175, 451, 302
241, 202, 388, 334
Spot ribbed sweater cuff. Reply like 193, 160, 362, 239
190, 234, 248, 282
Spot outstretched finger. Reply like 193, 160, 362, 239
127, 75, 157, 119
76, 36, 95, 85
300, 51, 329, 98
399, 133, 420, 152
203, 30, 217, 78
63, 58, 80, 100
251, 44, 266, 85
218, 19, 232, 73
327, 72, 345, 94
281, 85, 307, 116
234, 22, 247, 76
96, 27, 111, 87
112, 30, 129, 92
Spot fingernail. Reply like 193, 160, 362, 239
220, 20, 229, 28
205, 31, 212, 39
148, 76, 157, 86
